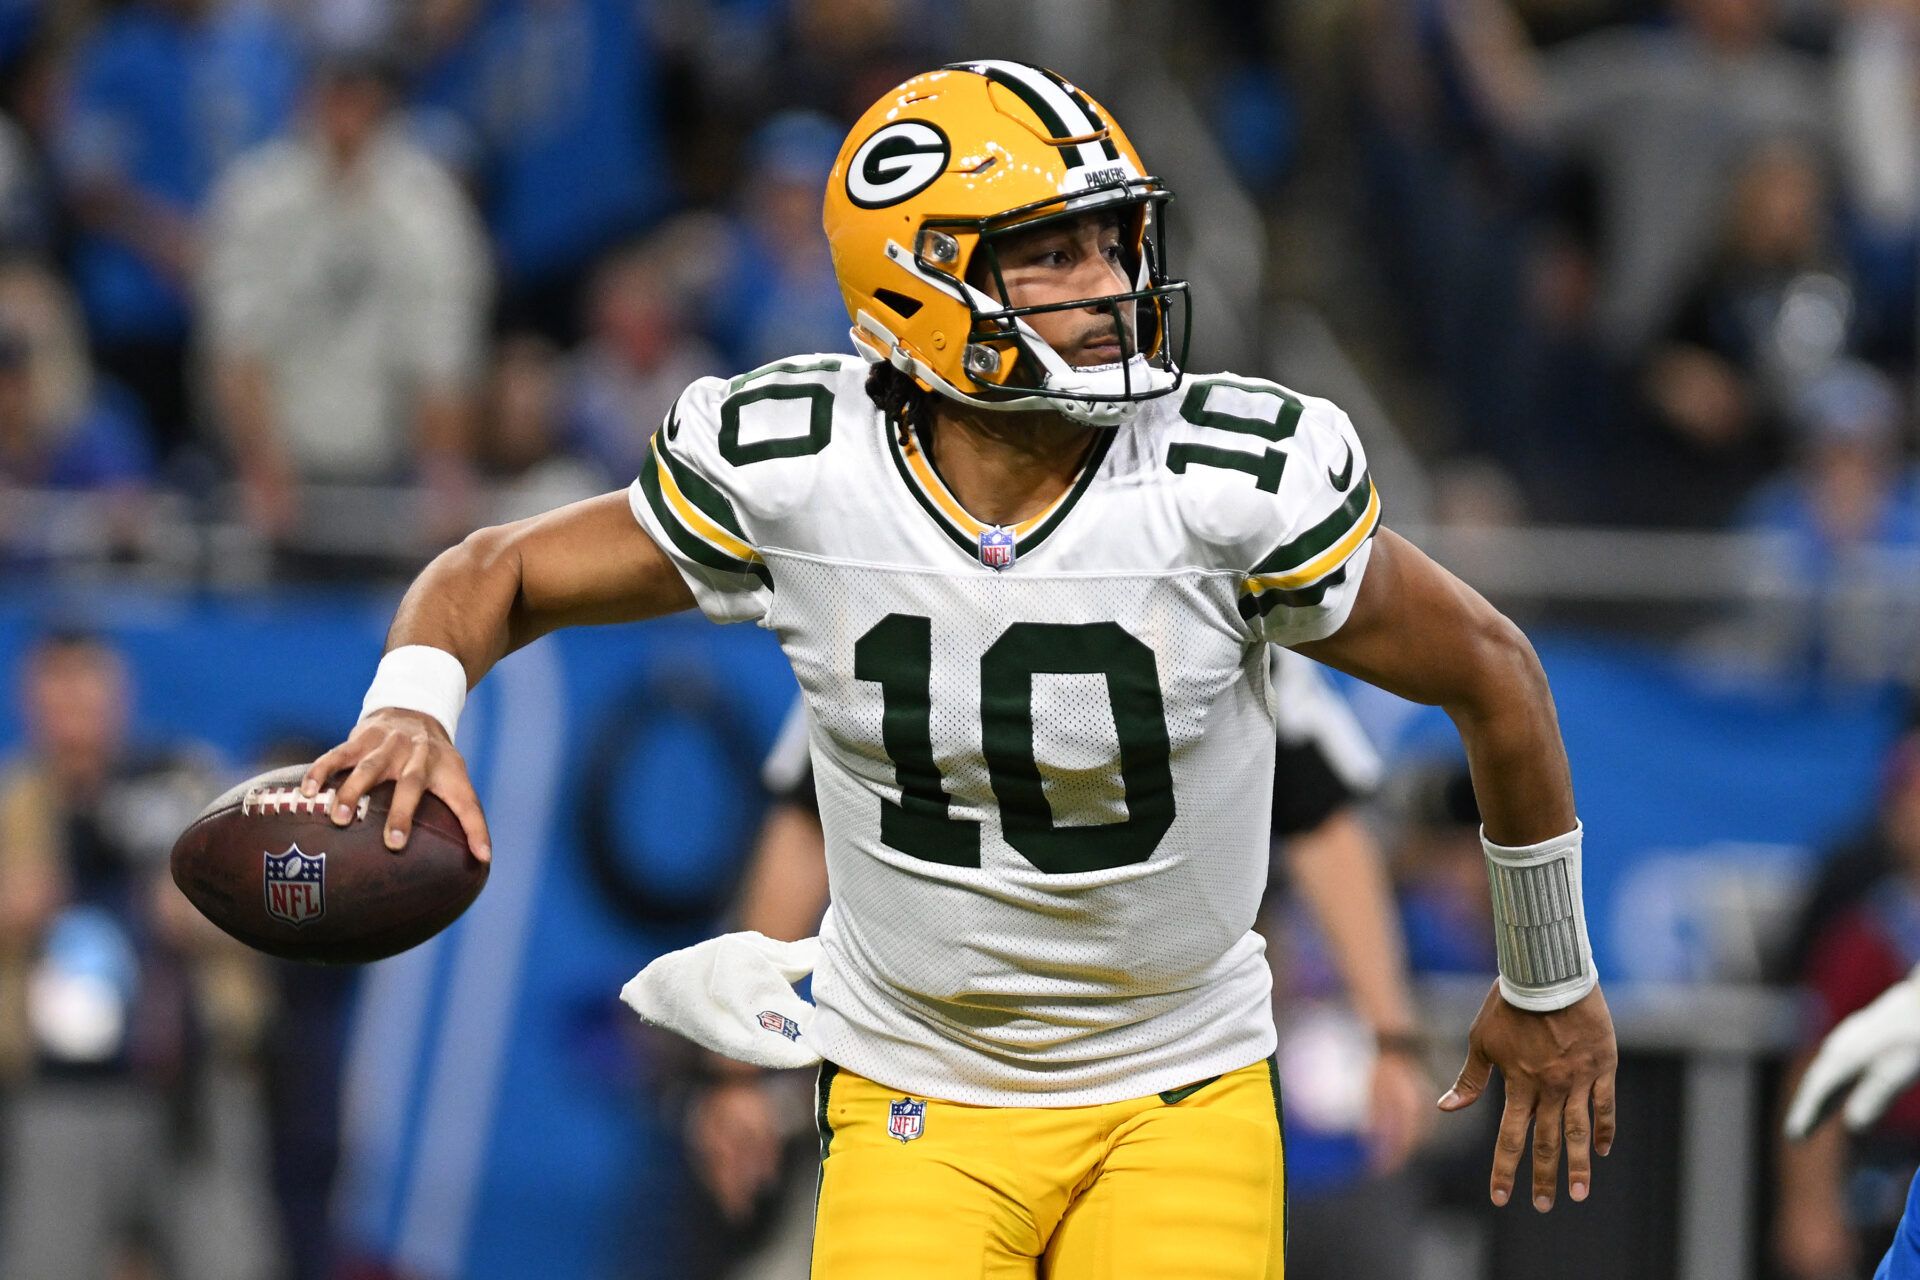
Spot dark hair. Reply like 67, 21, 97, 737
865, 361, 935, 448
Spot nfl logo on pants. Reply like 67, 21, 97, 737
888, 1097, 926, 1144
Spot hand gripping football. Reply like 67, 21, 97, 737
170, 764, 487, 963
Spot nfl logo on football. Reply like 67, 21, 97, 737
263, 845, 326, 926
888, 1097, 926, 1144
978, 526, 1016, 571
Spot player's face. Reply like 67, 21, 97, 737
977, 212, 1136, 368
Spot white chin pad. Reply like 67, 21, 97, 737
1042, 354, 1176, 425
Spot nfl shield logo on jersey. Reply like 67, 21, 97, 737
887, 1097, 926, 1144
978, 526, 1016, 571
263, 845, 325, 926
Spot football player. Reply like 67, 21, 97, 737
688, 653, 1431, 1246
303, 61, 1618, 1277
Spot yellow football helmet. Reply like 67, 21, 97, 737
823, 60, 1190, 427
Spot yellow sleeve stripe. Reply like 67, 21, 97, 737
651, 437, 762, 565
1244, 482, 1380, 594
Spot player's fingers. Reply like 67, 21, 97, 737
1564, 1090, 1593, 1203
301, 738, 361, 797
430, 757, 492, 863
1530, 1092, 1564, 1211
331, 741, 397, 825
1440, 1040, 1493, 1111
1594, 1068, 1618, 1157
1844, 1044, 1920, 1133
1490, 1082, 1534, 1207
383, 738, 432, 851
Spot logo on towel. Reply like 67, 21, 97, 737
263, 845, 325, 926
757, 1009, 802, 1042
888, 1097, 927, 1144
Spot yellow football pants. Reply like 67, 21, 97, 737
811, 1057, 1286, 1279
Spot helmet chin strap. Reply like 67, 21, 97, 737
853, 312, 1171, 428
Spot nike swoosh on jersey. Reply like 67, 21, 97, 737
1327, 442, 1354, 492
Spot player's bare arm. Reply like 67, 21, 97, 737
1297, 527, 1620, 1212
300, 492, 696, 857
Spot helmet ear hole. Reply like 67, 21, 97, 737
874, 288, 924, 319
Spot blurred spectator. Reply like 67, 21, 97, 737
0, 107, 47, 251
657, 0, 944, 203
1777, 726, 1920, 1279
0, 631, 276, 1279
484, 331, 600, 520
708, 110, 852, 368
274, 0, 396, 51
202, 45, 490, 543
57, 0, 302, 456
1635, 141, 1850, 526
1451, 0, 1828, 356
1740, 361, 1920, 570
1737, 362, 1920, 681
0, 256, 152, 494
412, 0, 673, 342
561, 225, 724, 485
1834, 0, 1920, 366
1387, 762, 1496, 980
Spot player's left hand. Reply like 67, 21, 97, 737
1438, 981, 1618, 1212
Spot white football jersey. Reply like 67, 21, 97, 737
628, 355, 1381, 1106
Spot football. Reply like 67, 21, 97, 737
170, 763, 488, 963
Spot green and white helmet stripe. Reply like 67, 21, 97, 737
950, 60, 1122, 171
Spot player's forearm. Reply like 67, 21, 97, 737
1298, 532, 1576, 845
1443, 614, 1576, 847
381, 493, 697, 691
383, 524, 529, 689
1283, 810, 1418, 1036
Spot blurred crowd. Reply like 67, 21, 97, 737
1349, 0, 1920, 565
0, 0, 957, 570
0, 0, 1914, 582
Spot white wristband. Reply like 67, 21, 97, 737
358, 645, 468, 743
1483, 821, 1598, 1012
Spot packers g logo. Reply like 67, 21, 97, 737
846, 121, 950, 209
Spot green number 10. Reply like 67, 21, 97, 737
853, 614, 1176, 874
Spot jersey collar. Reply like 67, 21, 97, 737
884, 418, 1114, 568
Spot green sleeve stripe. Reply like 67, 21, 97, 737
1250, 470, 1374, 576
637, 456, 771, 586
656, 432, 749, 542
728, 357, 849, 393
1237, 563, 1350, 622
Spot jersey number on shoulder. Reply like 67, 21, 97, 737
716, 359, 840, 466
854, 614, 1176, 874
1165, 378, 1304, 492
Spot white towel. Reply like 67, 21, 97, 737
619, 931, 824, 1070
